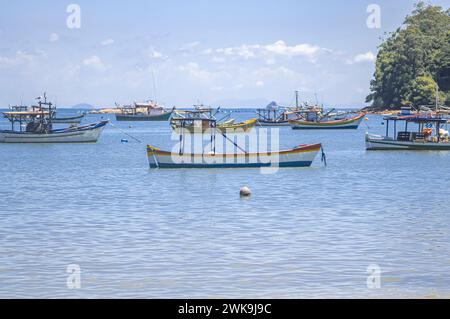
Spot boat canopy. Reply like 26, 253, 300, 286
171, 117, 216, 123
2, 111, 51, 117
383, 115, 448, 124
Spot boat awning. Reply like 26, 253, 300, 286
383, 115, 448, 124
3, 111, 50, 116
172, 118, 216, 122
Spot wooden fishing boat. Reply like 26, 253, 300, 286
171, 118, 257, 133
0, 120, 108, 143
365, 115, 450, 150
115, 101, 173, 121
256, 92, 303, 126
52, 113, 86, 124
147, 143, 322, 168
290, 113, 365, 130
148, 118, 323, 168
257, 108, 300, 126
0, 94, 108, 143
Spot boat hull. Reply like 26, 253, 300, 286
115, 112, 172, 121
147, 143, 321, 169
0, 121, 108, 143
52, 114, 85, 124
365, 133, 450, 150
290, 114, 365, 130
257, 120, 290, 127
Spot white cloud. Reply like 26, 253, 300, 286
179, 62, 216, 81
182, 41, 200, 49
0, 50, 45, 68
83, 55, 108, 71
264, 40, 319, 57
101, 39, 114, 46
346, 51, 376, 64
210, 86, 224, 91
211, 56, 226, 63
254, 66, 298, 78
49, 33, 59, 42
204, 40, 323, 62
148, 49, 165, 59
265, 58, 276, 65
256, 81, 264, 87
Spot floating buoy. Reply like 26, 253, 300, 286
240, 186, 251, 197
365, 117, 369, 121
121, 139, 129, 143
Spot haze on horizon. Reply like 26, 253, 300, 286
0, 0, 448, 109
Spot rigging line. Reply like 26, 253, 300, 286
108, 120, 143, 143
151, 70, 158, 103
218, 130, 248, 154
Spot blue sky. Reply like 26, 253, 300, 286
0, 0, 448, 108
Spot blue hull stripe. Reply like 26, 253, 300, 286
149, 161, 313, 169
292, 126, 359, 130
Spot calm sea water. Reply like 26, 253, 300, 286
1, 109, 450, 298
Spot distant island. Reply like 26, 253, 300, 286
365, 2, 450, 111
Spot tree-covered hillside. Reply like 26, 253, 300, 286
366, 2, 450, 110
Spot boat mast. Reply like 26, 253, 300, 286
295, 90, 299, 109
435, 84, 439, 113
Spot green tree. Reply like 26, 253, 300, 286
366, 2, 450, 110
407, 75, 441, 107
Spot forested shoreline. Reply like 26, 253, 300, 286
366, 2, 450, 110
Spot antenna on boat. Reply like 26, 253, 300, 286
151, 70, 158, 103
436, 84, 439, 112
295, 90, 299, 108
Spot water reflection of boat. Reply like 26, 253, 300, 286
0, 94, 108, 143
148, 118, 323, 169
366, 115, 450, 150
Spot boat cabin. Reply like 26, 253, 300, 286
171, 117, 217, 131
256, 107, 289, 122
119, 101, 164, 116
383, 115, 449, 143
2, 94, 55, 133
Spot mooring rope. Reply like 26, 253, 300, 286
321, 145, 327, 167
108, 120, 143, 143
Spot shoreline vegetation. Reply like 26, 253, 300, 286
365, 2, 450, 111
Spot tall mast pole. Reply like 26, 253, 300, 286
436, 84, 439, 112
295, 90, 299, 109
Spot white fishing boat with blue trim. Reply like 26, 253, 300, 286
0, 94, 108, 143
366, 115, 450, 150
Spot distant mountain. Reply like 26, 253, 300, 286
70, 103, 97, 110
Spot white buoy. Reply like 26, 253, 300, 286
240, 186, 252, 197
